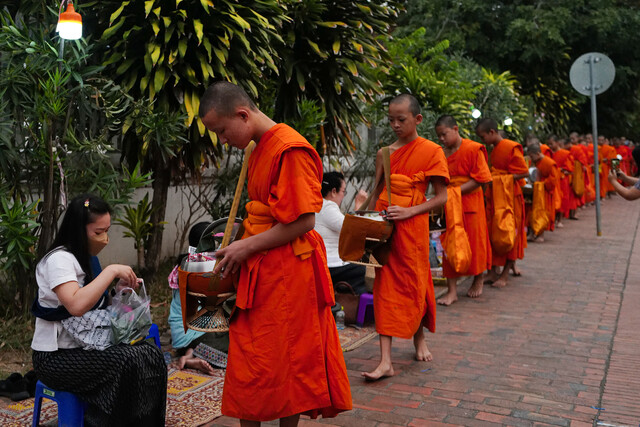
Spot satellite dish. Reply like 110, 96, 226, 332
569, 52, 615, 96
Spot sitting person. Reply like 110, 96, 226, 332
315, 171, 369, 295
31, 193, 166, 426
168, 221, 229, 376
608, 145, 640, 200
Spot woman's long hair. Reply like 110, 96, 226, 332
46, 193, 111, 282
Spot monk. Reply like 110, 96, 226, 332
527, 143, 559, 242
565, 135, 587, 216
199, 81, 352, 426
569, 132, 590, 208
548, 135, 574, 223
435, 115, 492, 305
584, 134, 598, 204
363, 94, 449, 381
476, 118, 529, 288
599, 136, 618, 198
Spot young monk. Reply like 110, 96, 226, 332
599, 136, 618, 198
475, 118, 529, 288
527, 143, 559, 242
548, 135, 574, 224
363, 94, 449, 381
199, 81, 352, 426
435, 115, 492, 305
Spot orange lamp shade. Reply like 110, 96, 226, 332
57, 3, 82, 40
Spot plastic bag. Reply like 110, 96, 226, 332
108, 281, 152, 345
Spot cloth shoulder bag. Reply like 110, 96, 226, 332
572, 160, 585, 197
490, 174, 516, 254
530, 181, 549, 236
439, 186, 472, 274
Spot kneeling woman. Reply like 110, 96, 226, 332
31, 194, 167, 426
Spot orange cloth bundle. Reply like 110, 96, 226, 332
530, 182, 549, 236
440, 186, 471, 274
572, 160, 585, 197
489, 174, 516, 254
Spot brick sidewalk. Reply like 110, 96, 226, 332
211, 196, 640, 427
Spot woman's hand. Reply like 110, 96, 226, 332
608, 168, 619, 183
384, 205, 415, 221
213, 239, 253, 278
105, 264, 138, 286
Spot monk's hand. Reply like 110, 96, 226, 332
212, 240, 251, 278
385, 205, 414, 221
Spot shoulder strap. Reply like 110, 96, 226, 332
356, 146, 392, 211
219, 141, 255, 250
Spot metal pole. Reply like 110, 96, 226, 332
589, 55, 602, 236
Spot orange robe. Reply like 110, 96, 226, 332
552, 149, 574, 218
540, 143, 554, 158
615, 145, 630, 176
534, 155, 559, 231
374, 137, 449, 337
570, 145, 589, 206
222, 124, 352, 421
487, 139, 529, 265
442, 139, 492, 278
584, 144, 597, 203
600, 144, 617, 196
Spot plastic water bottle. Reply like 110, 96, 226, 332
335, 306, 345, 330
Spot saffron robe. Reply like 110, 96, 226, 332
222, 124, 352, 421
583, 144, 597, 203
570, 145, 589, 205
374, 137, 449, 338
534, 155, 559, 231
600, 144, 617, 196
540, 143, 554, 158
615, 145, 631, 176
552, 149, 574, 218
442, 139, 492, 278
487, 139, 528, 265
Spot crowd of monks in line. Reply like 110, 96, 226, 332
435, 121, 637, 307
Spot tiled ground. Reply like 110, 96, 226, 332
211, 195, 640, 426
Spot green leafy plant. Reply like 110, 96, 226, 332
0, 196, 39, 312
115, 193, 166, 271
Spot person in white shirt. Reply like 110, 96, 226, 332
315, 172, 368, 294
31, 193, 167, 426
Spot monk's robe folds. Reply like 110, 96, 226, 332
534, 155, 559, 231
486, 139, 528, 266
374, 137, 449, 338
552, 148, 575, 218
222, 123, 352, 421
440, 186, 471, 274
442, 139, 492, 278
530, 182, 549, 236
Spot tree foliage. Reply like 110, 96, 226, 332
396, 0, 640, 138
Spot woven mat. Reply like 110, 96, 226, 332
0, 368, 224, 427
339, 324, 378, 352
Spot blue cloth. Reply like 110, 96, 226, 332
168, 289, 205, 349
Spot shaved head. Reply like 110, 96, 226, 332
475, 118, 498, 133
435, 115, 457, 129
390, 94, 421, 116
199, 81, 257, 118
528, 143, 541, 155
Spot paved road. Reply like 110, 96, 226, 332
213, 195, 640, 426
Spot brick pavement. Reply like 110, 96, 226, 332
210, 196, 640, 427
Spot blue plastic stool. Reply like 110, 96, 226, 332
32, 380, 87, 427
145, 323, 161, 349
356, 293, 374, 326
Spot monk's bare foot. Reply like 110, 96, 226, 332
491, 277, 508, 288
530, 235, 544, 243
184, 357, 216, 376
362, 363, 394, 381
556, 222, 564, 228
414, 336, 433, 362
467, 280, 483, 298
510, 265, 522, 276
483, 270, 499, 284
437, 291, 458, 306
